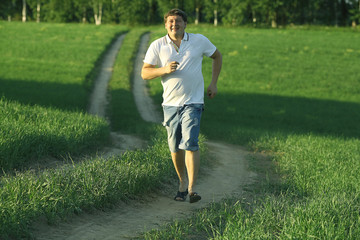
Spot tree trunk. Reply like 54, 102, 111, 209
36, 0, 40, 23
252, 10, 256, 26
334, 0, 338, 26
271, 12, 277, 28
271, 19, 277, 28
94, 3, 102, 25
213, 0, 218, 26
195, 7, 199, 25
22, 0, 26, 22
82, 6, 86, 23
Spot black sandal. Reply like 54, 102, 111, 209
189, 192, 201, 203
174, 189, 188, 201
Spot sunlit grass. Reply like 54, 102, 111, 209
142, 25, 360, 239
1, 22, 359, 239
0, 25, 207, 239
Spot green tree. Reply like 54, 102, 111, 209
27, 0, 45, 22
73, 0, 90, 23
220, 0, 240, 26
194, 0, 204, 24
90, 0, 103, 25
0, 0, 20, 21
349, 0, 360, 26
156, 0, 178, 19
41, 0, 77, 22
115, 0, 149, 25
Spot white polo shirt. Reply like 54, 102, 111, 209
143, 32, 217, 106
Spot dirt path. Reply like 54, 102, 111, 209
88, 34, 126, 118
132, 33, 162, 123
34, 142, 255, 240
33, 32, 256, 240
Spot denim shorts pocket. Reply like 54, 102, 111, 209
162, 106, 177, 127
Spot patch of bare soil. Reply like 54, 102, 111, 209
32, 32, 257, 240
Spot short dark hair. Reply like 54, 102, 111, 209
164, 9, 187, 23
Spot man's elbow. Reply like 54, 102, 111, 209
213, 52, 222, 66
141, 69, 150, 80
216, 50, 222, 61
211, 49, 222, 61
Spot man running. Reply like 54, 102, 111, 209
141, 8, 222, 203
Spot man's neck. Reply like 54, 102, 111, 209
168, 32, 184, 47
169, 32, 184, 40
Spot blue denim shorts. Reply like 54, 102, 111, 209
162, 104, 204, 153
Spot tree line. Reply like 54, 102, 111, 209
1, 0, 360, 27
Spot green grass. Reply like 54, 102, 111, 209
0, 24, 207, 239
1, 22, 360, 239
0, 98, 109, 171
148, 25, 360, 144
0, 22, 128, 171
0, 21, 127, 110
0, 129, 208, 239
141, 26, 360, 239
108, 28, 160, 138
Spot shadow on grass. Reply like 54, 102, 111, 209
108, 88, 161, 140
0, 32, 128, 112
0, 78, 87, 111
201, 92, 360, 143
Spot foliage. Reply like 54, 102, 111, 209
1, 0, 360, 26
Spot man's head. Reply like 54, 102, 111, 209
164, 9, 187, 39
164, 9, 187, 24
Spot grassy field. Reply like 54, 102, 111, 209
0, 21, 127, 110
107, 28, 161, 138
0, 98, 109, 170
0, 22, 127, 170
0, 128, 205, 239
0, 22, 204, 239
1, 22, 360, 239
143, 26, 360, 239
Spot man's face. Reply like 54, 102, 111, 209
165, 15, 186, 38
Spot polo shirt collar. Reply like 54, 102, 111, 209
165, 32, 189, 43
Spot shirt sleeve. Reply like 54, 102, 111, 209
200, 35, 217, 57
143, 41, 160, 66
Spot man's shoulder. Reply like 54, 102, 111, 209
150, 36, 167, 47
188, 33, 209, 42
188, 33, 205, 37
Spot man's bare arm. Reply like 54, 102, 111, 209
207, 49, 222, 99
141, 61, 179, 80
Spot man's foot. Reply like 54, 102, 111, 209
189, 192, 201, 203
174, 189, 188, 201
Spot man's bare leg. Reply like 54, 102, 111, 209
185, 150, 200, 194
171, 150, 187, 192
